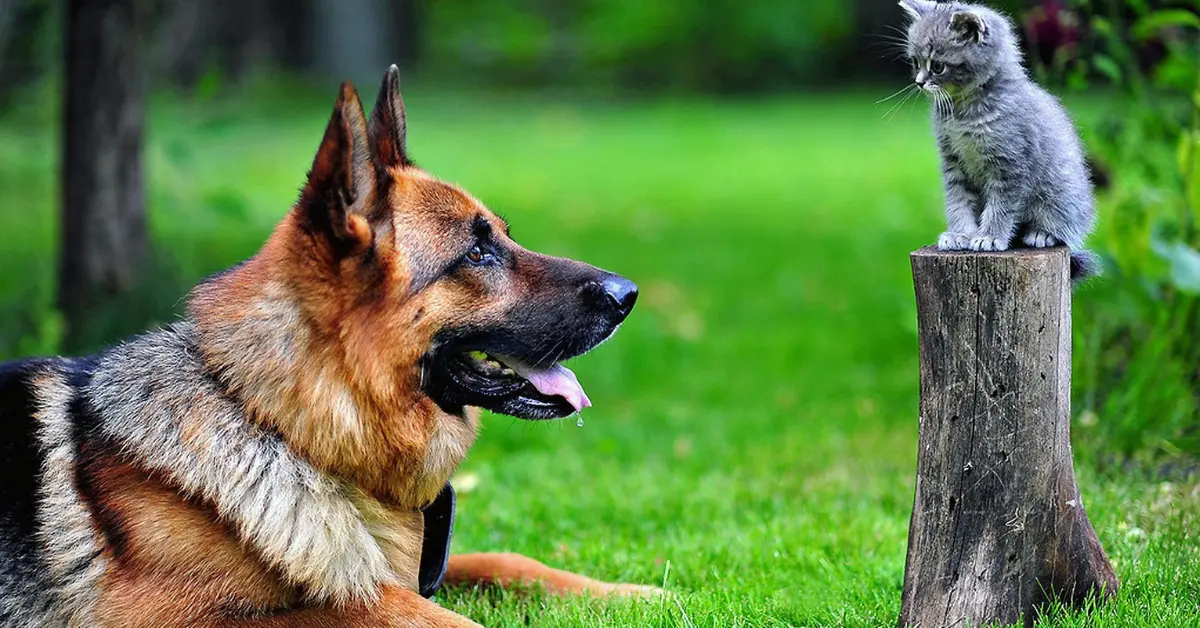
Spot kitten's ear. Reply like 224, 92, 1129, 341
898, 0, 935, 20
950, 11, 989, 44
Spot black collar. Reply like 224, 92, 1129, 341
418, 483, 456, 598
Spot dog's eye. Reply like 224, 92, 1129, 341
466, 244, 493, 266
931, 60, 947, 75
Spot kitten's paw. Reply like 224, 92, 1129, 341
1022, 230, 1059, 248
937, 232, 972, 251
969, 236, 1010, 252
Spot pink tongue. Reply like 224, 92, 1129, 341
497, 356, 591, 414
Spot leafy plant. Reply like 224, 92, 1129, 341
421, 0, 853, 92
1052, 0, 1200, 462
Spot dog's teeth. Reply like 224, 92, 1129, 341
463, 351, 518, 377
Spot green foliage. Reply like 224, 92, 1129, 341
1058, 0, 1200, 462
422, 0, 853, 91
0, 300, 62, 361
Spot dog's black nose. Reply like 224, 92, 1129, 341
601, 276, 638, 319
582, 275, 638, 320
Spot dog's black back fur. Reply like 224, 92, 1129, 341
0, 359, 55, 620
0, 360, 45, 544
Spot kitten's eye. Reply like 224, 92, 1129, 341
931, 61, 947, 75
465, 244, 494, 266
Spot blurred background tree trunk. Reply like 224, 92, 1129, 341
392, 0, 422, 69
0, 0, 50, 110
311, 0, 389, 86
152, 0, 313, 87
59, 0, 146, 350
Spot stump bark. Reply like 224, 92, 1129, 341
899, 247, 1118, 628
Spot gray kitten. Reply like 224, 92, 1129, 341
899, 0, 1100, 280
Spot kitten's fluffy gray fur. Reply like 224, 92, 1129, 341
899, 0, 1100, 280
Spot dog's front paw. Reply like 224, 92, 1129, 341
969, 235, 1010, 252
937, 232, 971, 251
1022, 230, 1059, 248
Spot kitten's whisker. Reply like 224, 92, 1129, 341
865, 36, 911, 61
883, 87, 915, 119
937, 89, 954, 118
868, 31, 911, 51
904, 102, 917, 120
885, 86, 919, 120
902, 90, 922, 118
877, 84, 916, 105
870, 48, 912, 63
870, 34, 910, 46
867, 42, 910, 56
915, 87, 935, 118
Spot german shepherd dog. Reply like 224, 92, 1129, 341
0, 66, 655, 627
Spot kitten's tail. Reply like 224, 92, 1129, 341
1070, 250, 1102, 283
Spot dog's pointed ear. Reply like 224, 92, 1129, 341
898, 0, 935, 20
368, 64, 411, 170
951, 11, 988, 43
298, 82, 374, 255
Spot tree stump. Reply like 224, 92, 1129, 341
899, 248, 1118, 628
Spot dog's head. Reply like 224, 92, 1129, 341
283, 66, 636, 421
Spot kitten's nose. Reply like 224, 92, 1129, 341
915, 70, 928, 86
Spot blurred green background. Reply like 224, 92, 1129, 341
0, 0, 1197, 626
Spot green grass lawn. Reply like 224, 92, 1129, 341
0, 84, 1196, 626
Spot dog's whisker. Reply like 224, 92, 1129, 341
540, 338, 568, 366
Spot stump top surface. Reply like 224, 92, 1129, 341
910, 246, 1069, 261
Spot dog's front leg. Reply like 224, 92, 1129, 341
446, 553, 663, 598
221, 588, 482, 628
102, 586, 481, 628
